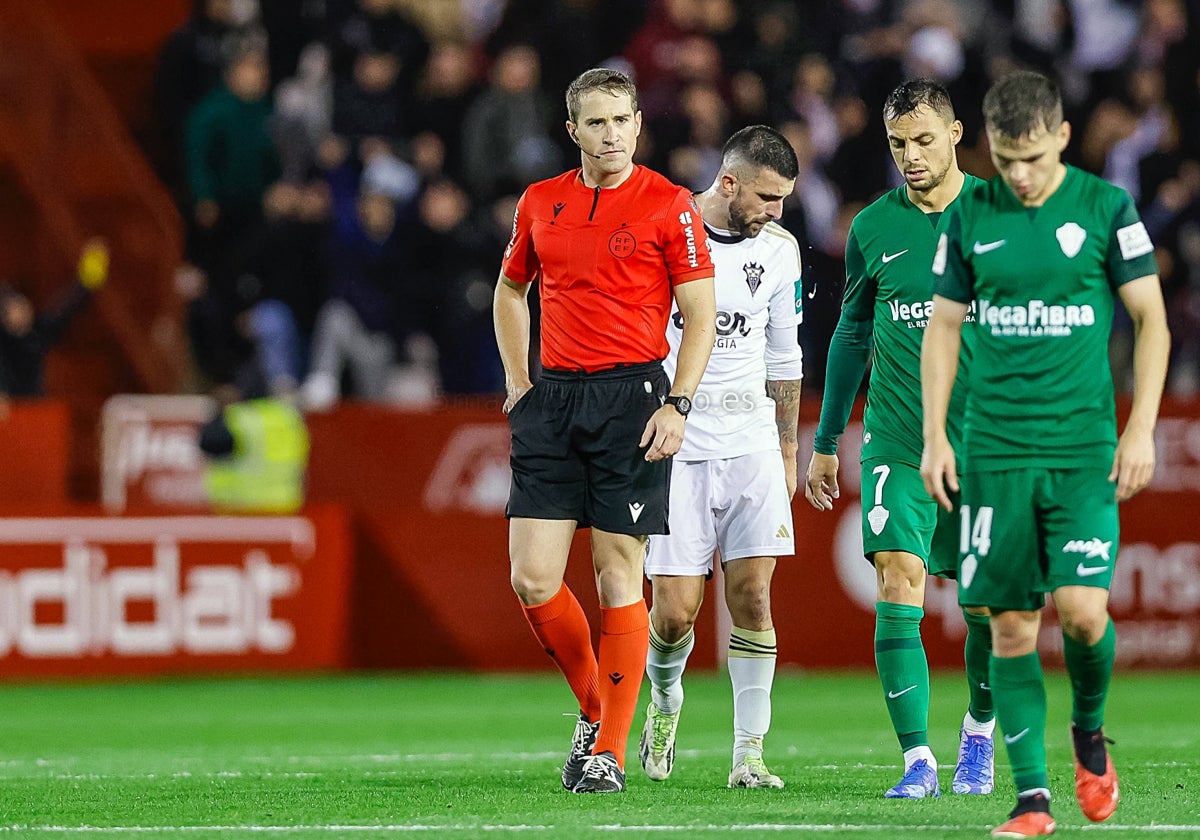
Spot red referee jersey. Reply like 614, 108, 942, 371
501, 165, 713, 372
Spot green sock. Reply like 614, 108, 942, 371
874, 602, 929, 751
1063, 619, 1116, 731
963, 609, 995, 723
991, 652, 1048, 792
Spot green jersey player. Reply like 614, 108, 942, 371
806, 79, 995, 800
921, 71, 1170, 839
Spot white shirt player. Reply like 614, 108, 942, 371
664, 220, 804, 460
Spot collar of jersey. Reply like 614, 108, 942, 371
573, 165, 642, 192
703, 223, 746, 245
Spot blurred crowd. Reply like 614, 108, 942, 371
149, 0, 1200, 407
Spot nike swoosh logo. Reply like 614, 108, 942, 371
881, 249, 909, 263
979, 683, 991, 691
1004, 727, 1030, 744
1076, 563, 1108, 577
973, 239, 1007, 255
887, 685, 918, 699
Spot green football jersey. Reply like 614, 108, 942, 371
932, 165, 1158, 471
815, 174, 983, 464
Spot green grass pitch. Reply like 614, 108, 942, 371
0, 670, 1195, 838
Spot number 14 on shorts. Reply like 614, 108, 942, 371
958, 504, 994, 589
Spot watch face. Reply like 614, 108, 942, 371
670, 395, 691, 415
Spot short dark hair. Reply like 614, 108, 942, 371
883, 78, 955, 123
565, 68, 639, 122
721, 125, 799, 181
982, 70, 1063, 139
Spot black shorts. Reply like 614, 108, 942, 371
506, 361, 672, 535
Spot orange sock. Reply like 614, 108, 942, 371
594, 600, 649, 768
522, 584, 601, 721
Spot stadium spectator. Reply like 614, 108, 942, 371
807, 79, 995, 801
152, 0, 254, 201
327, 0, 430, 93
639, 125, 801, 791
332, 49, 408, 150
185, 43, 280, 281
460, 45, 564, 202
921, 70, 1169, 837
0, 239, 109, 401
273, 42, 335, 182
143, 0, 1200, 397
410, 42, 482, 182
782, 54, 840, 163
232, 180, 332, 397
664, 83, 730, 192
482, 0, 637, 105
300, 145, 409, 410
400, 178, 501, 395
494, 67, 716, 794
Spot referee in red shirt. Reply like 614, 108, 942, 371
494, 67, 716, 794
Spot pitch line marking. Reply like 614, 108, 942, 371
2, 824, 1200, 834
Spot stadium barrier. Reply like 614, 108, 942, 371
0, 397, 1197, 675
304, 399, 1200, 671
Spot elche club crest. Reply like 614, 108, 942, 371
743, 261, 765, 295
1056, 222, 1086, 258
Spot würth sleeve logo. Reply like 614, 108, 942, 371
679, 211, 698, 268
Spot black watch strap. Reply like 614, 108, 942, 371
664, 394, 692, 417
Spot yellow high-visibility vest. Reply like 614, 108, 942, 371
205, 399, 309, 513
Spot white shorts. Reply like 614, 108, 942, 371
645, 450, 795, 576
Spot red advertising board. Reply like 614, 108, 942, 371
305, 399, 1200, 671
100, 395, 215, 512
0, 507, 352, 677
0, 400, 70, 504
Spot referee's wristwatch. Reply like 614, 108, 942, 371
664, 394, 692, 418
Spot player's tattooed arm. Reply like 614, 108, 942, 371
767, 378, 802, 498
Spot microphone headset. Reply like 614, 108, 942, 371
571, 130, 605, 160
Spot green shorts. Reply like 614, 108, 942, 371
860, 457, 959, 579
957, 466, 1119, 611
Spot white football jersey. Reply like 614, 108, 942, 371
665, 220, 803, 460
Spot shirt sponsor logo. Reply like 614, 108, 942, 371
888, 299, 978, 328
1064, 537, 1112, 561
978, 298, 1096, 337
1116, 221, 1153, 260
